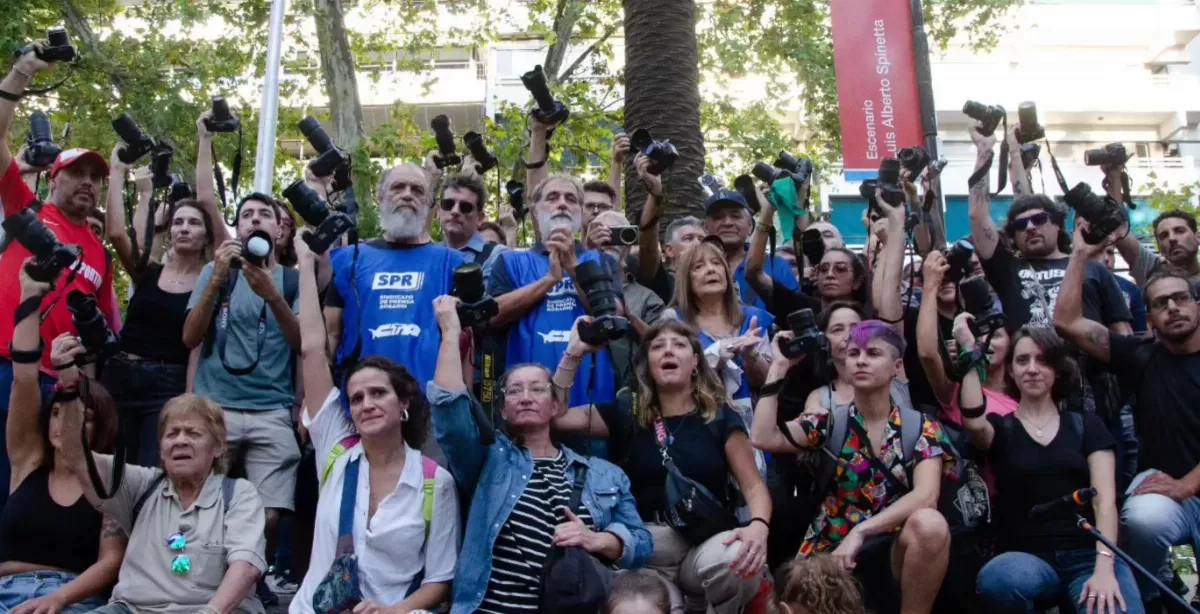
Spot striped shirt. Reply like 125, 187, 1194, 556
477, 452, 594, 613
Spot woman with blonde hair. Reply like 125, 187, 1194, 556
769, 556, 864, 614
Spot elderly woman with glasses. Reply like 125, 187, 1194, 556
58, 334, 266, 614
430, 295, 652, 614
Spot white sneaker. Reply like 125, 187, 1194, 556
268, 574, 299, 595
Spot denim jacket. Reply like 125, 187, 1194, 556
427, 383, 653, 614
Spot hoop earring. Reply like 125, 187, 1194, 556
401, 409, 410, 422
691, 367, 699, 378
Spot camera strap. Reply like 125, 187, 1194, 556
79, 376, 127, 500
995, 116, 1009, 196
213, 270, 268, 376
1, 67, 76, 100
1044, 139, 1071, 195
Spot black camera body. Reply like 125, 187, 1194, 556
205, 96, 240, 133
235, 229, 274, 269
2, 209, 80, 283
281, 179, 356, 254
963, 101, 1005, 137
112, 114, 160, 165
1016, 102, 1045, 144
610, 226, 639, 247
299, 116, 352, 192
860, 157, 906, 211
943, 239, 975, 283
779, 309, 828, 360
453, 263, 498, 328
629, 129, 678, 175
775, 151, 814, 184
732, 175, 762, 215
67, 290, 119, 366
430, 115, 461, 169
19, 27, 77, 64
1064, 182, 1125, 245
898, 145, 931, 179
505, 180, 526, 221
575, 260, 630, 346
961, 276, 1005, 338
521, 65, 570, 126
150, 142, 175, 190
25, 111, 62, 169
799, 227, 825, 266
167, 174, 193, 205
1084, 143, 1128, 167
463, 131, 497, 173
1019, 142, 1041, 170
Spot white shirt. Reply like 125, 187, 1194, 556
291, 389, 461, 613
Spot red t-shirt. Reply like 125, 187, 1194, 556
0, 160, 116, 374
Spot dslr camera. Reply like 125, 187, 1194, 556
521, 65, 570, 126
453, 263, 498, 328
19, 27, 76, 64
799, 227, 825, 267
961, 276, 1005, 338
281, 180, 356, 254
167, 174, 194, 205
778, 309, 828, 360
1019, 142, 1041, 170
204, 96, 240, 133
112, 114, 166, 165
235, 230, 274, 269
962, 100, 1005, 137
1064, 182, 1125, 245
1015, 102, 1045, 144
1084, 143, 1128, 168
575, 260, 630, 346
149, 142, 175, 190
463, 131, 497, 173
2, 209, 80, 283
898, 146, 931, 179
299, 116, 351, 192
629, 129, 678, 175
859, 157, 906, 211
943, 239, 975, 283
430, 115, 462, 169
67, 290, 118, 366
505, 180, 526, 221
24, 111, 62, 169
751, 150, 814, 185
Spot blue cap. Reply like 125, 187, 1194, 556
704, 188, 748, 216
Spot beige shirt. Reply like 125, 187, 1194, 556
96, 459, 266, 614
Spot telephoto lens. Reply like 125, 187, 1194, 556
453, 263, 498, 328
25, 111, 62, 168
961, 276, 1005, 338
575, 260, 631, 346
205, 96, 240, 133
1084, 143, 1127, 167
67, 290, 118, 366
112, 114, 157, 164
430, 115, 461, 169
751, 162, 782, 185
1, 209, 80, 282
282, 180, 330, 227
463, 131, 497, 173
1016, 102, 1045, 144
878, 157, 901, 186
520, 65, 570, 125
299, 116, 335, 154
943, 239, 975, 282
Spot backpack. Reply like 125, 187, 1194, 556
130, 474, 236, 533
319, 435, 437, 538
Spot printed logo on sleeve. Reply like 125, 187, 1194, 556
537, 330, 572, 344
372, 272, 425, 291
369, 323, 422, 339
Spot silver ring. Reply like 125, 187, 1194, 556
1087, 595, 1097, 599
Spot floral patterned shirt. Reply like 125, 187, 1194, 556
796, 404, 954, 556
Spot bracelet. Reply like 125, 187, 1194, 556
748, 517, 770, 530
959, 403, 987, 420
12, 66, 33, 81
0, 89, 22, 102
524, 158, 546, 170
54, 385, 80, 403
1097, 550, 1114, 559
51, 361, 78, 372
758, 380, 784, 398
560, 351, 583, 366
8, 343, 43, 365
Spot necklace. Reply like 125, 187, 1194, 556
664, 411, 693, 445
1017, 411, 1057, 438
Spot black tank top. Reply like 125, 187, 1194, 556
0, 465, 102, 573
119, 263, 193, 363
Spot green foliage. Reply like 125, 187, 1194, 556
1136, 172, 1200, 238
1173, 545, 1196, 576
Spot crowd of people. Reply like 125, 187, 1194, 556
0, 37, 1198, 614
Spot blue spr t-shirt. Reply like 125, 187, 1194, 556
487, 242, 621, 408
734, 253, 799, 310
328, 239, 465, 390
1115, 275, 1148, 333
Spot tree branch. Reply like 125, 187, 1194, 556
557, 22, 618, 82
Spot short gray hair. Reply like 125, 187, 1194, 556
531, 173, 584, 209
665, 216, 704, 243
377, 163, 428, 205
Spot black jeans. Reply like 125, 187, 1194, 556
100, 353, 187, 466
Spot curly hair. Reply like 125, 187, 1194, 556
345, 356, 430, 450
770, 556, 865, 614
603, 570, 670, 614
1005, 326, 1079, 404
634, 319, 732, 428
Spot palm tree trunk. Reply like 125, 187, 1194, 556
623, 0, 704, 223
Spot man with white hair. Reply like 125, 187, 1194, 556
486, 173, 624, 411
323, 163, 465, 394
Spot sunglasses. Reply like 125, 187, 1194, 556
167, 531, 190, 574
439, 198, 476, 215
1008, 212, 1051, 232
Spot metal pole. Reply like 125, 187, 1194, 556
910, 0, 944, 226
253, 0, 287, 194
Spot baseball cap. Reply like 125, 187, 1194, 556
704, 188, 748, 217
50, 148, 109, 178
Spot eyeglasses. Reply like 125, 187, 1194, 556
439, 198, 477, 215
817, 262, 852, 275
166, 531, 190, 574
1007, 212, 1051, 232
504, 384, 552, 399
583, 202, 614, 215
1148, 290, 1196, 312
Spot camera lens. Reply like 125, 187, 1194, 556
629, 129, 653, 154
282, 179, 330, 227
775, 151, 801, 173
299, 116, 334, 154
878, 158, 901, 185
751, 162, 778, 185
575, 260, 620, 319
788, 308, 817, 335
617, 227, 639, 245
29, 112, 52, 144
521, 65, 556, 111
212, 96, 232, 121
960, 276, 993, 316
453, 263, 486, 304
1065, 182, 1106, 220
47, 28, 69, 48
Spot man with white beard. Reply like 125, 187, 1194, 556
323, 163, 466, 395
486, 173, 625, 416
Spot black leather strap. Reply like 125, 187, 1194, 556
8, 343, 43, 364
758, 379, 784, 398
0, 89, 21, 102
13, 295, 44, 325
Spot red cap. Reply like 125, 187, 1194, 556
50, 148, 109, 178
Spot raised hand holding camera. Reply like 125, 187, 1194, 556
211, 239, 243, 284
49, 334, 85, 387
24, 111, 61, 169
635, 153, 663, 196
17, 259, 52, 300
521, 64, 569, 127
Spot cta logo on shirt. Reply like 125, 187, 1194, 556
369, 323, 421, 339
372, 272, 425, 291
537, 330, 571, 343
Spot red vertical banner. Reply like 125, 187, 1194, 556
830, 0, 924, 181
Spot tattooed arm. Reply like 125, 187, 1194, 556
967, 123, 1001, 261
1053, 246, 1113, 363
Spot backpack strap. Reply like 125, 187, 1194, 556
130, 473, 168, 533
420, 456, 438, 540
221, 477, 236, 511
898, 406, 925, 467
815, 400, 851, 501
335, 457, 361, 557
320, 434, 362, 491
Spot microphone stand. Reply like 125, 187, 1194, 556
1075, 515, 1199, 614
